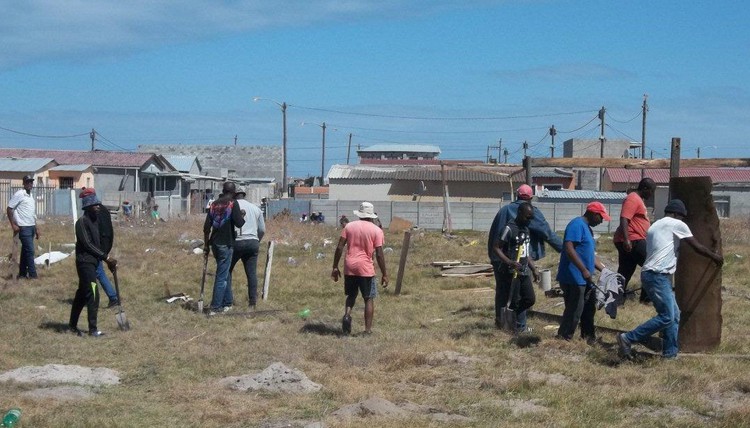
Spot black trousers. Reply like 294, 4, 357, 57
69, 262, 100, 332
615, 239, 649, 301
492, 262, 535, 321
557, 282, 596, 340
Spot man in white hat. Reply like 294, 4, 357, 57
331, 201, 389, 335
228, 186, 265, 309
6, 175, 41, 279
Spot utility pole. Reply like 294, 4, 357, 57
522, 141, 528, 158
549, 125, 556, 157
90, 129, 96, 151
234, 135, 238, 146
641, 94, 648, 178
503, 148, 509, 164
598, 106, 606, 191
487, 139, 502, 164
346, 133, 353, 164
320, 122, 327, 184
697, 147, 701, 158
281, 102, 287, 196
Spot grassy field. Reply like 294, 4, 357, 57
1, 213, 750, 427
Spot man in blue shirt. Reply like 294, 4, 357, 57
556, 201, 610, 343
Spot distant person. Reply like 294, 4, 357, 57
69, 188, 117, 337
618, 200, 723, 360
6, 175, 40, 279
339, 215, 350, 228
300, 213, 308, 223
491, 202, 539, 333
203, 182, 245, 315
487, 184, 562, 263
556, 201, 610, 344
121, 201, 133, 222
228, 187, 265, 310
613, 178, 656, 303
332, 202, 389, 335
315, 211, 325, 224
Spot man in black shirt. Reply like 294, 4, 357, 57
203, 182, 245, 314
69, 189, 116, 336
491, 202, 539, 333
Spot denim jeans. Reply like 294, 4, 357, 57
18, 226, 38, 279
228, 239, 260, 305
625, 270, 680, 358
210, 244, 234, 309
96, 261, 118, 302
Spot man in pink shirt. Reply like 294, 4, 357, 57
332, 202, 389, 335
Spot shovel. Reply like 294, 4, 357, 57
499, 243, 523, 334
198, 252, 209, 314
111, 266, 130, 331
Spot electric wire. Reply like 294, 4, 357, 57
0, 125, 90, 139
556, 115, 599, 134
606, 110, 642, 124
605, 123, 639, 142
289, 105, 599, 121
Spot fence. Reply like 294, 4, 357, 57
268, 199, 623, 234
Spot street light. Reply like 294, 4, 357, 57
301, 121, 335, 185
253, 96, 287, 196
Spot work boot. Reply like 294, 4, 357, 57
342, 315, 352, 335
617, 333, 632, 358
69, 326, 84, 337
89, 330, 106, 337
107, 299, 120, 309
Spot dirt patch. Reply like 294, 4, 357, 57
495, 398, 549, 416
632, 405, 713, 423
220, 362, 322, 394
0, 364, 120, 387
332, 396, 471, 423
427, 350, 486, 365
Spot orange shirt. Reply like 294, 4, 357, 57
341, 220, 384, 277
614, 191, 650, 243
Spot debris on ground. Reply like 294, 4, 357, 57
432, 261, 492, 277
332, 396, 471, 423
220, 362, 322, 394
34, 251, 70, 265
165, 293, 193, 303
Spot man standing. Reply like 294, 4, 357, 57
6, 175, 40, 280
491, 202, 539, 333
487, 184, 562, 262
228, 187, 265, 310
79, 188, 119, 308
613, 178, 656, 302
69, 189, 117, 337
332, 201, 389, 335
618, 200, 723, 360
556, 201, 610, 343
203, 182, 245, 315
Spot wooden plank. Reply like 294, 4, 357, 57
394, 230, 411, 295
440, 265, 492, 275
261, 240, 275, 301
440, 272, 493, 278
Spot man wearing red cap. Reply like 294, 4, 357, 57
556, 201, 610, 343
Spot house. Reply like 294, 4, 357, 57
327, 164, 525, 202
603, 168, 750, 218
358, 144, 441, 164
563, 138, 638, 190
0, 157, 57, 186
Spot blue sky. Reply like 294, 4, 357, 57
1, 1, 749, 178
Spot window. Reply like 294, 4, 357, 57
59, 177, 74, 189
713, 195, 730, 218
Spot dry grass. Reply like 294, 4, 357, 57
1, 215, 749, 427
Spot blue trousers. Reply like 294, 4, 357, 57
18, 226, 38, 279
625, 270, 680, 358
97, 262, 118, 302
210, 244, 234, 309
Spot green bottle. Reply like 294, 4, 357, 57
2, 408, 21, 427
297, 308, 311, 318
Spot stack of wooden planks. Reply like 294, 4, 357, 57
432, 261, 493, 277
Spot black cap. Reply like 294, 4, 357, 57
664, 199, 687, 217
22, 175, 34, 182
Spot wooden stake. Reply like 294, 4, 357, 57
394, 230, 411, 295
262, 240, 275, 301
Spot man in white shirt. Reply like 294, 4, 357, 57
6, 175, 40, 279
228, 186, 266, 309
617, 199, 723, 359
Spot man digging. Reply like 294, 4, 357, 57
331, 202, 388, 335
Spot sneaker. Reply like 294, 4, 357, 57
249, 304, 256, 312
222, 306, 233, 313
342, 315, 352, 335
617, 333, 632, 358
89, 330, 105, 337
107, 300, 120, 309
517, 326, 533, 335
69, 326, 84, 337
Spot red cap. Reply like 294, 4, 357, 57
79, 187, 96, 198
516, 184, 533, 200
586, 201, 611, 221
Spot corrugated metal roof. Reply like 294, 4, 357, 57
328, 164, 523, 182
48, 164, 91, 172
164, 155, 198, 173
606, 168, 750, 184
0, 157, 55, 172
533, 167, 575, 178
357, 144, 441, 154
538, 189, 627, 200
0, 148, 161, 168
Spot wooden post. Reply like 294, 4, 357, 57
394, 230, 411, 296
70, 189, 78, 240
46, 242, 51, 269
669, 137, 681, 200
262, 240, 275, 301
524, 156, 532, 185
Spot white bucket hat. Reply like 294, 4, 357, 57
353, 201, 378, 219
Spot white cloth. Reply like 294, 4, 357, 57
7, 189, 36, 226
235, 199, 265, 242
595, 267, 624, 319
642, 216, 693, 274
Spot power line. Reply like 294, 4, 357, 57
557, 115, 599, 134
95, 131, 132, 152
605, 123, 639, 142
0, 125, 90, 139
326, 123, 549, 134
289, 104, 599, 121
606, 110, 642, 124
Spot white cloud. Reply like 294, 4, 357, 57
0, 0, 502, 70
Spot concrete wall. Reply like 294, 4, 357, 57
328, 179, 514, 202
267, 199, 622, 234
